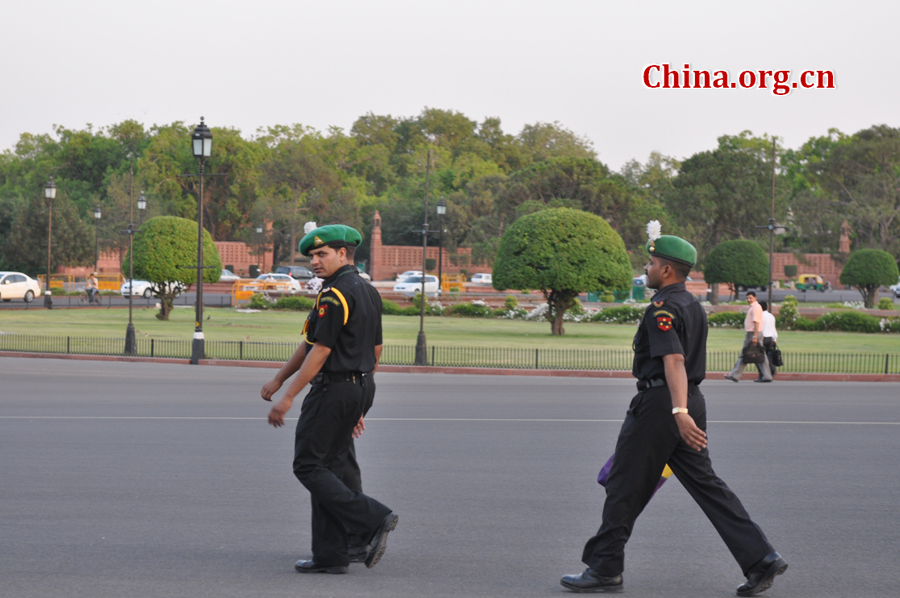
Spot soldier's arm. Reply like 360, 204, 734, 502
663, 353, 707, 451
267, 343, 332, 428
261, 343, 308, 401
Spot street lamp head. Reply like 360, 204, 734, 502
191, 117, 213, 159
256, 224, 263, 234
94, 205, 101, 220
138, 190, 147, 212
44, 176, 57, 200
436, 197, 447, 215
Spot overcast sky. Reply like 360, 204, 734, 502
1, 0, 895, 170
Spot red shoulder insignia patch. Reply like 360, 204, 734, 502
318, 305, 327, 318
653, 300, 664, 307
656, 315, 673, 331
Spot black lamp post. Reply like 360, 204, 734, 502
436, 197, 446, 287
414, 151, 432, 366
44, 177, 57, 308
124, 192, 147, 355
190, 117, 213, 365
256, 224, 263, 272
93, 204, 101, 272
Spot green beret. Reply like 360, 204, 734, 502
646, 235, 697, 267
299, 224, 362, 257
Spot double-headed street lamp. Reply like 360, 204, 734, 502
44, 177, 57, 308
190, 118, 213, 365
93, 204, 101, 272
124, 192, 147, 355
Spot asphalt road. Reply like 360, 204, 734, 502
2, 358, 899, 598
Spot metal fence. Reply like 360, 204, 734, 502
2, 334, 899, 374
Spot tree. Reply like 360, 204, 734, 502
493, 208, 631, 335
3, 195, 93, 276
839, 249, 899, 308
704, 240, 770, 301
127, 216, 222, 320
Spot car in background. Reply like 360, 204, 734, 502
891, 279, 900, 298
120, 280, 186, 298
0, 271, 42, 303
219, 268, 241, 282
275, 265, 314, 281
396, 270, 423, 281
632, 274, 647, 287
470, 273, 492, 285
256, 272, 303, 292
393, 275, 440, 298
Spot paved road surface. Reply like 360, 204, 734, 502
2, 357, 899, 597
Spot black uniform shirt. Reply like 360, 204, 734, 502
303, 265, 383, 373
631, 281, 708, 384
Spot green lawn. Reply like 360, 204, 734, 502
0, 306, 898, 353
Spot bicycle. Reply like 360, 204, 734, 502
78, 287, 103, 306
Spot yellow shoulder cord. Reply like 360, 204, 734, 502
329, 288, 350, 325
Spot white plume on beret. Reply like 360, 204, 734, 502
646, 220, 662, 241
303, 221, 318, 234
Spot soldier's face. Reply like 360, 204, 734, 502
309, 246, 347, 279
644, 257, 665, 290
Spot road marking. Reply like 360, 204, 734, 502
0, 416, 899, 425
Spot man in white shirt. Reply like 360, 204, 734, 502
757, 301, 778, 380
724, 291, 772, 383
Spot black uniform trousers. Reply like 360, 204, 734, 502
582, 384, 773, 577
293, 376, 390, 567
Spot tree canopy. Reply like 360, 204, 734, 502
704, 239, 770, 300
839, 248, 899, 308
492, 208, 631, 335
1, 113, 898, 283
128, 216, 222, 319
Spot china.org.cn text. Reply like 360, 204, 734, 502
643, 63, 835, 96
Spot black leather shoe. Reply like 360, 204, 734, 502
753, 379, 772, 383
560, 569, 623, 593
348, 544, 369, 563
365, 512, 399, 569
294, 559, 348, 574
724, 374, 739, 383
736, 552, 787, 596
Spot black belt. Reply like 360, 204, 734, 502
636, 378, 667, 391
313, 371, 367, 385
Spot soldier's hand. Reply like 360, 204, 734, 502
675, 414, 707, 451
268, 397, 292, 428
352, 416, 366, 439
261, 378, 282, 401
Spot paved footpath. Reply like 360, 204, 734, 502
2, 356, 899, 598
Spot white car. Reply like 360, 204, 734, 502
470, 273, 492, 285
396, 270, 424, 281
120, 280, 185, 298
0, 271, 42, 303
220, 268, 241, 282
393, 275, 440, 298
255, 273, 303, 292
891, 280, 900, 299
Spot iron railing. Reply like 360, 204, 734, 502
1, 334, 899, 374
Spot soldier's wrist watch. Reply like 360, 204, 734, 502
672, 407, 689, 415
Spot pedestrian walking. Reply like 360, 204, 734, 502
725, 291, 773, 383
561, 222, 787, 596
261, 224, 398, 574
757, 301, 778, 380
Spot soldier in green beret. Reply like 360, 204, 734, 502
562, 222, 787, 596
261, 223, 398, 574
